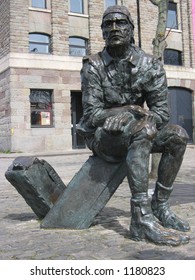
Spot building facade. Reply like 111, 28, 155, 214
0, 0, 194, 153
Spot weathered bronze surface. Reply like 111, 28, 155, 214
5, 156, 66, 219
5, 5, 190, 246
76, 5, 190, 245
41, 156, 126, 229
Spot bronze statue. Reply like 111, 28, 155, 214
77, 5, 190, 245
6, 5, 190, 247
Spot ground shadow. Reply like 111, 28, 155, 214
124, 249, 195, 260
4, 212, 37, 221
169, 184, 195, 205
92, 207, 130, 237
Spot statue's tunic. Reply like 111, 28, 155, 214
77, 46, 170, 156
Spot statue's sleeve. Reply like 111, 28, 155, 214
144, 58, 170, 130
81, 58, 105, 128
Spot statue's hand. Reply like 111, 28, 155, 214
128, 105, 156, 123
128, 105, 148, 117
103, 112, 133, 134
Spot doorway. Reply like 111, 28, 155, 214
168, 87, 193, 143
71, 91, 86, 149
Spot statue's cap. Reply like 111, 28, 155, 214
102, 5, 134, 28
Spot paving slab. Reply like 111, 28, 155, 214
0, 147, 195, 260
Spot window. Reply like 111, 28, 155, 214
31, 0, 46, 9
29, 33, 51, 54
30, 89, 53, 127
70, 0, 84, 14
167, 2, 178, 29
105, 0, 117, 9
164, 49, 182, 66
69, 37, 88, 57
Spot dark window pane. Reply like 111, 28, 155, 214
164, 49, 182, 66
31, 0, 46, 9
105, 0, 117, 9
167, 2, 178, 29
30, 90, 53, 127
31, 111, 41, 125
31, 111, 51, 126
70, 0, 83, 14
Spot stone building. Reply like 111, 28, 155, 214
0, 0, 194, 153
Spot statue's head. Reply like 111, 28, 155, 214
101, 5, 135, 48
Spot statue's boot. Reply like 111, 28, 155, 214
151, 182, 190, 232
130, 193, 190, 246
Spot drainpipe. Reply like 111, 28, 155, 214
136, 0, 142, 48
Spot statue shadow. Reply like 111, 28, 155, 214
124, 249, 195, 260
169, 183, 195, 205
92, 207, 130, 238
4, 212, 37, 222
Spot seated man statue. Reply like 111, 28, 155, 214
77, 5, 190, 246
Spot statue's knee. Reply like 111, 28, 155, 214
169, 125, 189, 144
134, 122, 157, 141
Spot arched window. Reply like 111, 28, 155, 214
168, 87, 193, 143
29, 33, 51, 54
164, 49, 182, 66
69, 37, 88, 57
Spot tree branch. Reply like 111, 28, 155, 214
149, 0, 160, 6
149, 0, 169, 58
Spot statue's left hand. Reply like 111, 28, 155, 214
103, 112, 133, 134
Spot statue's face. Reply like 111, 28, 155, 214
101, 13, 132, 48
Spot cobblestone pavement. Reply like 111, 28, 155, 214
0, 146, 195, 260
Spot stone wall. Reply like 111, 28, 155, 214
51, 0, 69, 55
0, 69, 11, 152
180, 0, 194, 68
8, 65, 81, 153
10, 0, 29, 53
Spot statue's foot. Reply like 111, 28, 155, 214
130, 213, 190, 246
151, 200, 190, 232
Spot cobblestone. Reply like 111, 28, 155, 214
0, 146, 195, 260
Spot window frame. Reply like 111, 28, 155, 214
164, 48, 182, 66
69, 37, 88, 57
30, 89, 54, 128
70, 0, 84, 14
29, 33, 51, 54
31, 0, 47, 9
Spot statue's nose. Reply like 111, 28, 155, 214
112, 21, 117, 30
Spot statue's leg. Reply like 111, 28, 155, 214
151, 124, 190, 232
126, 123, 189, 245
